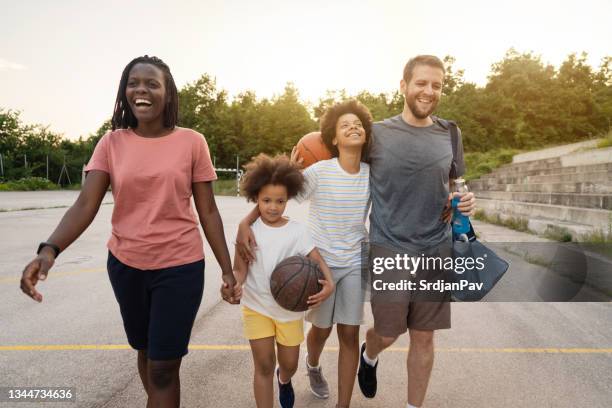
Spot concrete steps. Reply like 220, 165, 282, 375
471, 170, 612, 189
469, 144, 612, 240
476, 191, 612, 210
477, 199, 611, 234
480, 163, 612, 179
470, 181, 612, 194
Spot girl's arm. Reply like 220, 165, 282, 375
306, 248, 335, 309
20, 170, 110, 302
233, 245, 248, 285
192, 181, 239, 304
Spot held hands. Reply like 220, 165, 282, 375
441, 191, 476, 223
306, 278, 335, 309
20, 248, 55, 302
220, 273, 242, 304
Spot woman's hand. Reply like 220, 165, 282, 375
307, 278, 335, 309
20, 247, 55, 302
220, 273, 241, 304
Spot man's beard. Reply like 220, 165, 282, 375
406, 95, 438, 119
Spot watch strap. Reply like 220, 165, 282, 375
37, 242, 60, 258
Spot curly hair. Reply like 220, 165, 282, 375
320, 100, 373, 159
240, 154, 305, 202
111, 55, 179, 130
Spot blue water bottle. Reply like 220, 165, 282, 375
451, 178, 470, 241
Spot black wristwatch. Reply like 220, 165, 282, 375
37, 242, 61, 258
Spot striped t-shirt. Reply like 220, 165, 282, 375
297, 158, 370, 267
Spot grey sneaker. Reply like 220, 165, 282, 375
305, 353, 329, 399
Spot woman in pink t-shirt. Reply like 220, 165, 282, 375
19, 55, 239, 407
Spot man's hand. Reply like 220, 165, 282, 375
441, 191, 476, 223
20, 248, 55, 302
456, 191, 476, 216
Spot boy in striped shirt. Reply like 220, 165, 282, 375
292, 100, 372, 408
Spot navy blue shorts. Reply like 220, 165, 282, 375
107, 251, 205, 360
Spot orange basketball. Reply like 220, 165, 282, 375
296, 131, 333, 168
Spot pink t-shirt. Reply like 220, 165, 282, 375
85, 127, 217, 269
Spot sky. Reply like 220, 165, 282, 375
1, 0, 610, 140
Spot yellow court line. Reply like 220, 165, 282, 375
0, 345, 131, 351
0, 267, 106, 284
1, 345, 611, 353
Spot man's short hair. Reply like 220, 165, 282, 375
403, 55, 445, 83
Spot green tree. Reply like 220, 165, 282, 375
178, 74, 235, 167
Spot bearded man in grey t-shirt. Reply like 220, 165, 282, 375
357, 55, 476, 408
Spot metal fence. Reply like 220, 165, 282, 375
1, 152, 243, 194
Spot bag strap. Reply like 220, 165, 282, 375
434, 117, 459, 179
435, 117, 476, 241
448, 120, 459, 180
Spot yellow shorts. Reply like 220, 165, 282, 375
242, 306, 304, 347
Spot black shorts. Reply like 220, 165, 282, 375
107, 251, 205, 360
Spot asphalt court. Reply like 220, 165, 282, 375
1, 194, 611, 407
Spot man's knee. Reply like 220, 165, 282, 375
148, 360, 180, 390
367, 328, 398, 349
380, 335, 398, 348
409, 329, 434, 349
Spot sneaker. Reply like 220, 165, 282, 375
277, 367, 295, 408
305, 353, 329, 399
357, 341, 378, 398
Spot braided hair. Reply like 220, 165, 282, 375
111, 55, 179, 130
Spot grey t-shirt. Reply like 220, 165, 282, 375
367, 114, 465, 252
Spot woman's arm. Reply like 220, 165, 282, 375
192, 181, 239, 304
20, 170, 110, 302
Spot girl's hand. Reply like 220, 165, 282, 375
307, 279, 335, 309
20, 248, 55, 302
232, 282, 243, 302
236, 222, 257, 264
290, 146, 304, 168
